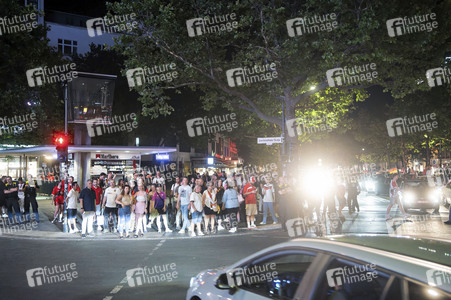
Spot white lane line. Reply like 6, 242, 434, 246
110, 286, 123, 294
103, 239, 168, 299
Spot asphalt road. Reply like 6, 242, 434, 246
1, 192, 450, 300
0, 230, 288, 300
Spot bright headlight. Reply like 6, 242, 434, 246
366, 180, 375, 189
403, 192, 415, 203
428, 191, 440, 202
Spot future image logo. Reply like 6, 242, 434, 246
326, 64, 377, 87
426, 67, 450, 87
26, 64, 78, 87
386, 13, 438, 37
286, 13, 337, 37
126, 64, 178, 88
386, 113, 438, 137
126, 263, 178, 287
86, 13, 138, 37
26, 263, 78, 287
186, 14, 238, 37
226, 64, 277, 87
326, 264, 378, 287
186, 113, 238, 137
86, 113, 138, 137
426, 269, 451, 287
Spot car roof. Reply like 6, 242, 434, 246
234, 235, 451, 293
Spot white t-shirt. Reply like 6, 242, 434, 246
190, 192, 203, 212
171, 183, 180, 196
104, 187, 120, 208
153, 177, 165, 186
263, 184, 274, 202
178, 185, 192, 205
67, 189, 79, 209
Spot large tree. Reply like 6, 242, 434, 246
108, 0, 450, 161
0, 1, 66, 145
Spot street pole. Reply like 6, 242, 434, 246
62, 82, 69, 233
281, 99, 286, 177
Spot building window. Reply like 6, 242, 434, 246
57, 39, 78, 55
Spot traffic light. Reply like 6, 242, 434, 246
52, 131, 70, 162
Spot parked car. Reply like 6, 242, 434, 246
439, 182, 451, 209
187, 235, 451, 300
399, 180, 441, 212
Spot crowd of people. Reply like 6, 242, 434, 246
3, 166, 447, 238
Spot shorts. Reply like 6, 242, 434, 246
389, 195, 399, 205
67, 209, 77, 219
192, 211, 203, 224
246, 204, 257, 216
55, 199, 64, 205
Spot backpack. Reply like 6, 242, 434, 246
154, 192, 165, 209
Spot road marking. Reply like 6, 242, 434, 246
110, 286, 123, 294
103, 239, 168, 299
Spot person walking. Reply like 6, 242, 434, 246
24, 174, 40, 222
153, 184, 172, 233
215, 179, 226, 231
133, 184, 148, 237
4, 176, 21, 224
336, 182, 347, 219
386, 174, 410, 220
66, 182, 80, 233
146, 184, 158, 230
116, 185, 132, 239
221, 180, 240, 233
347, 180, 360, 213
203, 182, 217, 234
51, 181, 64, 223
92, 178, 103, 231
171, 177, 181, 230
79, 180, 97, 238
177, 177, 192, 234
260, 177, 278, 225
17, 177, 25, 215
189, 185, 204, 237
102, 180, 121, 233
243, 176, 258, 229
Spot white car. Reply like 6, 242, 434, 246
187, 235, 451, 300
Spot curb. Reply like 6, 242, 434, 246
0, 224, 282, 241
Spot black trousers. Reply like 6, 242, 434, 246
24, 195, 39, 213
6, 197, 20, 214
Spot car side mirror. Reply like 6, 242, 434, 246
215, 273, 237, 295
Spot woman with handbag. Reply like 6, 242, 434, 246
132, 184, 147, 237
153, 184, 172, 233
116, 185, 132, 239
202, 182, 217, 234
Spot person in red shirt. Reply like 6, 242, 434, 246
243, 176, 258, 229
51, 181, 65, 223
91, 178, 103, 230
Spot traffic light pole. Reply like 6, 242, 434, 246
62, 82, 69, 233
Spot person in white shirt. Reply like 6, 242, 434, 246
177, 177, 192, 233
152, 171, 166, 192
189, 185, 204, 237
260, 177, 278, 225
171, 177, 181, 229
66, 182, 80, 233
203, 182, 217, 234
102, 180, 121, 232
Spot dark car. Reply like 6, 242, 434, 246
400, 180, 441, 211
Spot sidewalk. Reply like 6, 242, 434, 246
0, 196, 281, 240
